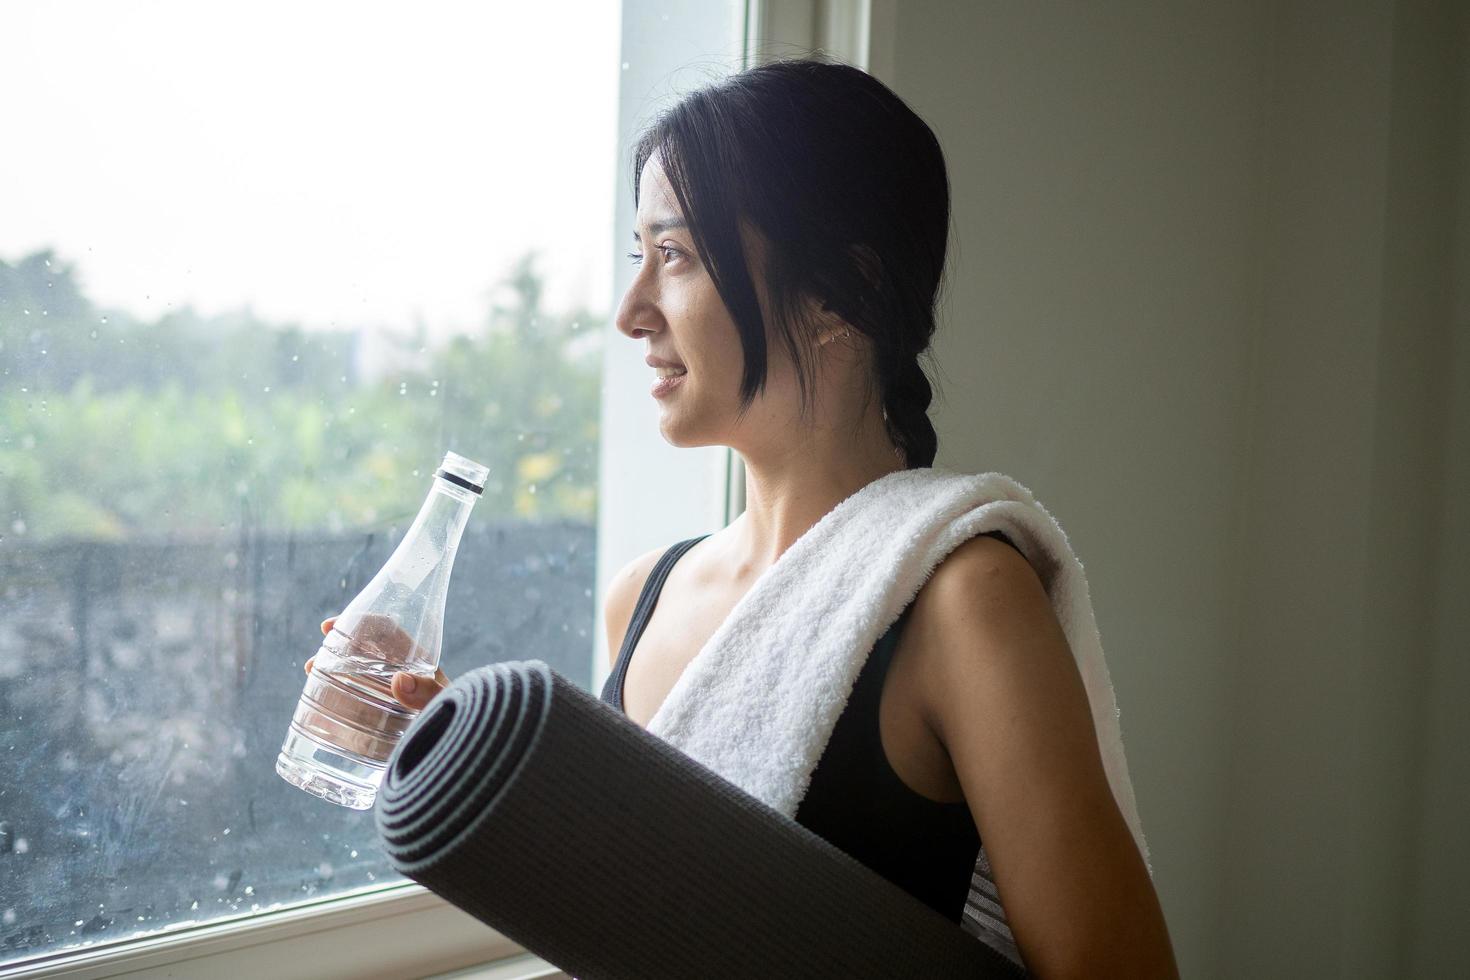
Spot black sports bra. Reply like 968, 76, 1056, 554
599, 529, 1025, 923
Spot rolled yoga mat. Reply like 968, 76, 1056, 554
373, 660, 1026, 979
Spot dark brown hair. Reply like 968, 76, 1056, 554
633, 57, 949, 468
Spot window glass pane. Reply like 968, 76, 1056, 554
0, 0, 623, 965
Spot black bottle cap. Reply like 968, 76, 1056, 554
434, 468, 484, 495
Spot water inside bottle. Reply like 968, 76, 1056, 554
276, 628, 426, 810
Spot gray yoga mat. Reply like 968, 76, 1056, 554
373, 660, 1026, 979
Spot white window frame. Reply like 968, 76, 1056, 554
0, 3, 888, 978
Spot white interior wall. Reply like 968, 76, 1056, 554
1407, 9, 1470, 961
878, 1, 1467, 977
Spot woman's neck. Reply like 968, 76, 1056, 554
721, 401, 907, 580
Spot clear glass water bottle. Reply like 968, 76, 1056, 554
276, 451, 489, 809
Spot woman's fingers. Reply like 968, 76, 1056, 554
391, 670, 449, 711
314, 613, 447, 710
308, 615, 335, 671
306, 619, 333, 674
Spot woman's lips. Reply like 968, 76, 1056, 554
651, 371, 687, 399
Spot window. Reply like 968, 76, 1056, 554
0, 1, 752, 975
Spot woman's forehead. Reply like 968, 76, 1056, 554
636, 155, 683, 221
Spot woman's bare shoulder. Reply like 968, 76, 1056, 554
602, 543, 677, 669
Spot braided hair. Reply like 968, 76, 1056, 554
633, 58, 948, 469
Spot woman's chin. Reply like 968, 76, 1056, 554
658, 415, 715, 449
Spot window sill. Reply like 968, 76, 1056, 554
0, 883, 558, 980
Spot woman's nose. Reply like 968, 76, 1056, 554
614, 270, 661, 341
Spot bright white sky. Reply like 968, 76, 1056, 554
0, 1, 620, 342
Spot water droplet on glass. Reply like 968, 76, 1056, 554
291, 354, 299, 361
100, 316, 108, 324
621, 61, 630, 70
75, 920, 83, 928
222, 827, 230, 835
2, 909, 15, 925
10, 520, 25, 535
243, 885, 254, 896
14, 838, 28, 853
190, 900, 198, 911
89, 330, 97, 339
317, 861, 334, 878
350, 849, 358, 857
263, 386, 271, 393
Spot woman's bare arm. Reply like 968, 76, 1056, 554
910, 535, 1179, 980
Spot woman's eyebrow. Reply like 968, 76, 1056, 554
632, 217, 687, 241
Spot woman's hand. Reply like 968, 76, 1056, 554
306, 616, 450, 711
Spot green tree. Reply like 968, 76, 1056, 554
0, 249, 603, 543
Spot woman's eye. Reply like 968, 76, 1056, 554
626, 245, 685, 267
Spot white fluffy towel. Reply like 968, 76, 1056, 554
645, 466, 1152, 890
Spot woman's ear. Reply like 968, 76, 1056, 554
806, 298, 852, 348
815, 314, 855, 349
798, 292, 845, 345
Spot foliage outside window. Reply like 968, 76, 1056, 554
0, 0, 616, 966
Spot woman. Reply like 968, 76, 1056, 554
316, 58, 1178, 978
